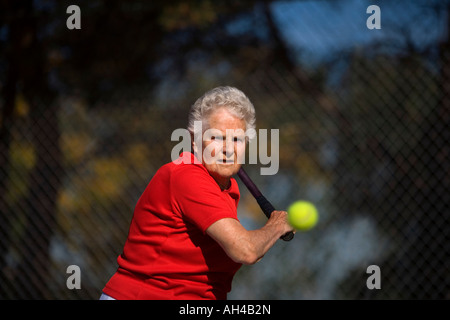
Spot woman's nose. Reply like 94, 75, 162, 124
224, 139, 234, 157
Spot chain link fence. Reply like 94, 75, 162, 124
0, 0, 448, 299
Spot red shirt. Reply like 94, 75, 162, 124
102, 152, 242, 300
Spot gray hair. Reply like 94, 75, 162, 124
187, 86, 256, 137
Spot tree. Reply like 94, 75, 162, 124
0, 0, 285, 299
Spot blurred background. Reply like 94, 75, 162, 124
0, 0, 448, 299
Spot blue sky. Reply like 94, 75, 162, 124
271, 0, 447, 65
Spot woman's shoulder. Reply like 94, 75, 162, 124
171, 161, 208, 181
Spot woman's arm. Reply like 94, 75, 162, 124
206, 211, 294, 265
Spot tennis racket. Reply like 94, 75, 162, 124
237, 167, 294, 241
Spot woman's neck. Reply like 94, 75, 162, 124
215, 177, 231, 191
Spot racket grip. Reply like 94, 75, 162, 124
256, 196, 294, 242
281, 231, 294, 241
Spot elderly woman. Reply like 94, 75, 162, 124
101, 86, 293, 300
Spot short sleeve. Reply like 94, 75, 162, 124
170, 164, 239, 233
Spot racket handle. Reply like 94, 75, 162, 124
281, 231, 294, 241
256, 196, 294, 242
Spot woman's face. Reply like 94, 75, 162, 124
200, 107, 247, 188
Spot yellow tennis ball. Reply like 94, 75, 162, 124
287, 200, 318, 231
